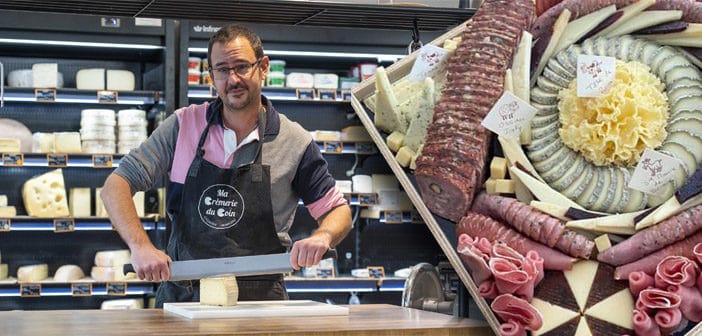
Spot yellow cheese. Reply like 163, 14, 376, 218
69, 188, 92, 217
594, 234, 612, 253
94, 249, 131, 267
32, 132, 55, 153
585, 289, 635, 329
101, 298, 144, 310
374, 67, 405, 133
494, 179, 516, 194
76, 68, 105, 90
409, 144, 422, 171
0, 195, 6, 207
489, 157, 508, 179
158, 187, 166, 217
17, 263, 49, 282
575, 318, 593, 336
402, 78, 435, 152
106, 70, 135, 91
91, 266, 125, 282
32, 63, 58, 88
133, 191, 145, 217
564, 260, 599, 311
53, 264, 85, 282
95, 187, 107, 217
22, 169, 70, 218
0, 138, 21, 153
201, 276, 239, 306
315, 130, 340, 142
0, 264, 7, 280
395, 146, 415, 168
485, 179, 498, 195
531, 298, 580, 336
54, 132, 82, 153
386, 131, 405, 153
0, 206, 16, 217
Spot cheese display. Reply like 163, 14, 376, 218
32, 132, 55, 153
69, 188, 92, 217
17, 264, 49, 282
90, 266, 125, 282
54, 132, 82, 153
0, 264, 7, 281
8, 68, 64, 88
81, 109, 116, 154
32, 63, 59, 88
53, 264, 85, 282
117, 109, 147, 154
22, 169, 69, 218
94, 249, 131, 267
0, 118, 33, 152
106, 70, 136, 91
100, 299, 144, 310
200, 276, 239, 306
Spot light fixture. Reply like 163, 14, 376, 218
188, 47, 402, 62
0, 38, 163, 50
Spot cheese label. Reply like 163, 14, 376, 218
0, 218, 10, 231
71, 282, 93, 296
93, 154, 113, 168
407, 44, 450, 82
53, 218, 75, 233
296, 88, 315, 100
35, 89, 56, 102
20, 284, 41, 297
106, 282, 127, 296
482, 91, 537, 138
97, 90, 118, 104
383, 210, 403, 224
324, 142, 342, 154
315, 267, 335, 279
358, 193, 378, 206
367, 266, 385, 278
629, 149, 684, 194
47, 153, 68, 167
134, 17, 162, 27
2, 153, 23, 166
318, 89, 337, 101
355, 142, 375, 155
341, 90, 353, 101
577, 55, 616, 97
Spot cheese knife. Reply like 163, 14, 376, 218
123, 250, 336, 281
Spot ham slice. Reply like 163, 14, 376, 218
668, 285, 702, 323
614, 230, 702, 280
492, 242, 525, 268
479, 279, 499, 299
499, 320, 526, 336
457, 234, 493, 284
636, 288, 681, 313
695, 242, 702, 264
525, 251, 545, 284
633, 309, 662, 336
654, 256, 699, 288
655, 308, 683, 335
629, 271, 654, 297
490, 257, 529, 295
457, 212, 577, 270
491, 293, 543, 331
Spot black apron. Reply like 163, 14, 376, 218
155, 106, 287, 307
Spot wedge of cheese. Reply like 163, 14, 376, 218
374, 67, 405, 133
32, 63, 58, 88
201, 276, 239, 306
17, 264, 49, 282
22, 169, 69, 218
402, 78, 435, 152
69, 188, 92, 217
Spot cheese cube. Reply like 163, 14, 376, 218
485, 179, 498, 195
94, 249, 131, 267
495, 179, 516, 194
53, 264, 85, 282
22, 169, 69, 218
76, 68, 106, 90
0, 195, 7, 207
395, 146, 415, 167
69, 188, 92, 217
32, 63, 58, 88
91, 266, 125, 281
32, 133, 55, 153
594, 234, 613, 253
54, 132, 82, 153
0, 264, 7, 280
201, 276, 239, 306
133, 191, 145, 217
0, 206, 16, 217
386, 131, 405, 153
17, 263, 49, 282
0, 138, 21, 153
490, 157, 508, 179
106, 70, 135, 91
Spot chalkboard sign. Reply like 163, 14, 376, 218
47, 153, 68, 167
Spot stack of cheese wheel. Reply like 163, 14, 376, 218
91, 249, 129, 281
117, 109, 147, 154
80, 109, 116, 154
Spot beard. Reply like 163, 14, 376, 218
221, 82, 257, 111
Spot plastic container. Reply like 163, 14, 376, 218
188, 57, 202, 71
267, 72, 286, 87
349, 65, 360, 78
339, 77, 359, 89
269, 60, 286, 73
314, 73, 339, 89
188, 69, 201, 85
201, 72, 212, 85
359, 63, 378, 81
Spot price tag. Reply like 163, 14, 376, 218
325, 142, 343, 154
355, 142, 375, 155
209, 86, 218, 98
577, 55, 616, 97
35, 88, 56, 102
0, 218, 11, 232
53, 218, 75, 233
315, 267, 335, 279
341, 90, 353, 101
411, 211, 423, 224
359, 194, 377, 206
408, 44, 450, 81
629, 149, 684, 195
97, 90, 118, 104
296, 88, 315, 100
71, 283, 93, 296
47, 153, 68, 167
92, 154, 113, 168
2, 153, 23, 166
20, 283, 41, 297
367, 266, 385, 278
318, 89, 337, 101
481, 91, 537, 138
383, 210, 403, 224
106, 282, 127, 296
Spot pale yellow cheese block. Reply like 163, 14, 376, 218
54, 264, 85, 282
91, 266, 125, 282
0, 206, 16, 217
0, 264, 7, 280
22, 169, 69, 218
94, 249, 131, 267
0, 138, 21, 153
0, 195, 7, 207
17, 263, 49, 282
69, 188, 92, 217
54, 132, 82, 153
200, 276, 239, 306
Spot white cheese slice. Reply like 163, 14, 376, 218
200, 276, 239, 306
574, 317, 593, 336
101, 298, 144, 310
531, 298, 580, 336
54, 132, 82, 153
22, 169, 70, 218
106, 70, 135, 91
0, 195, 6, 207
53, 264, 85, 282
76, 68, 106, 90
374, 67, 405, 133
0, 138, 21, 153
91, 266, 125, 281
606, 10, 682, 37
564, 260, 599, 311
17, 264, 49, 282
69, 188, 92, 217
0, 264, 7, 280
0, 206, 17, 217
556, 5, 616, 52
32, 63, 58, 88
594, 0, 656, 37
94, 249, 131, 267
585, 289, 635, 329
32, 133, 55, 153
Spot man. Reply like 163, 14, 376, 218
101, 24, 352, 306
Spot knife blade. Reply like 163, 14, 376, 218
123, 250, 336, 281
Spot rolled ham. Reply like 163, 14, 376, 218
614, 230, 702, 280
654, 256, 699, 288
491, 293, 543, 331
479, 279, 499, 299
598, 205, 702, 266
636, 288, 681, 313
695, 242, 702, 264
457, 234, 493, 284
633, 309, 662, 336
668, 284, 702, 322
492, 242, 525, 269
655, 308, 683, 335
457, 212, 577, 270
525, 250, 545, 284
629, 271, 655, 297
499, 320, 526, 336
490, 257, 529, 295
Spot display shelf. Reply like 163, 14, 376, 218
0, 281, 155, 297
1, 87, 163, 105
283, 276, 405, 293
0, 153, 124, 168
0, 217, 162, 232
188, 85, 354, 103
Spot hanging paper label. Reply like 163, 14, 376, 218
629, 149, 683, 194
577, 55, 615, 97
481, 90, 537, 138
408, 45, 450, 82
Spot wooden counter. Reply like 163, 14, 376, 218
0, 304, 492, 336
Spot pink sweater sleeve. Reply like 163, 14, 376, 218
306, 186, 347, 220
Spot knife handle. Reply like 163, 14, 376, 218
123, 264, 135, 275
321, 248, 338, 260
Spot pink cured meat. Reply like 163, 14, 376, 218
695, 242, 702, 264
699, 271, 702, 293
490, 257, 530, 295
457, 212, 577, 270
472, 192, 594, 258
480, 279, 499, 299
668, 285, 702, 322
525, 250, 545, 284
598, 204, 702, 266
614, 230, 702, 280
634, 309, 662, 336
655, 308, 683, 335
629, 271, 655, 297
499, 320, 526, 336
491, 293, 543, 331
636, 288, 682, 313
654, 256, 699, 288
492, 241, 526, 268
457, 234, 494, 284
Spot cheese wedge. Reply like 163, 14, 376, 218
374, 67, 405, 133
201, 276, 239, 306
17, 264, 49, 282
22, 169, 69, 218
69, 188, 92, 217
594, 0, 656, 37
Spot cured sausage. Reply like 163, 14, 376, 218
614, 230, 702, 279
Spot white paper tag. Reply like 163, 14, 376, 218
407, 45, 450, 82
481, 90, 537, 138
629, 149, 684, 194
134, 17, 163, 27
577, 55, 616, 97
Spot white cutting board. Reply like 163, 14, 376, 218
164, 300, 349, 319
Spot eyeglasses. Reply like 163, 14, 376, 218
210, 58, 262, 79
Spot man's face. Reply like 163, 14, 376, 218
209, 37, 268, 113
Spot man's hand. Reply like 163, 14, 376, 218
289, 231, 332, 270
130, 245, 172, 282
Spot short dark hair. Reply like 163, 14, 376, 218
208, 24, 264, 68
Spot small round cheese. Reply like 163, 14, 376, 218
17, 264, 49, 282
53, 264, 85, 282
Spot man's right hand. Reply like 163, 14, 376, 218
130, 245, 172, 282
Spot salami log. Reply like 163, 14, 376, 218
614, 230, 702, 279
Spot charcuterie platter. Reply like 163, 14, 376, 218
351, 0, 702, 335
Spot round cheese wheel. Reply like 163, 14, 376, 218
7, 70, 64, 88
81, 109, 116, 120
94, 249, 131, 267
118, 109, 146, 120
53, 264, 85, 282
91, 266, 125, 282
0, 118, 33, 152
17, 263, 49, 282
